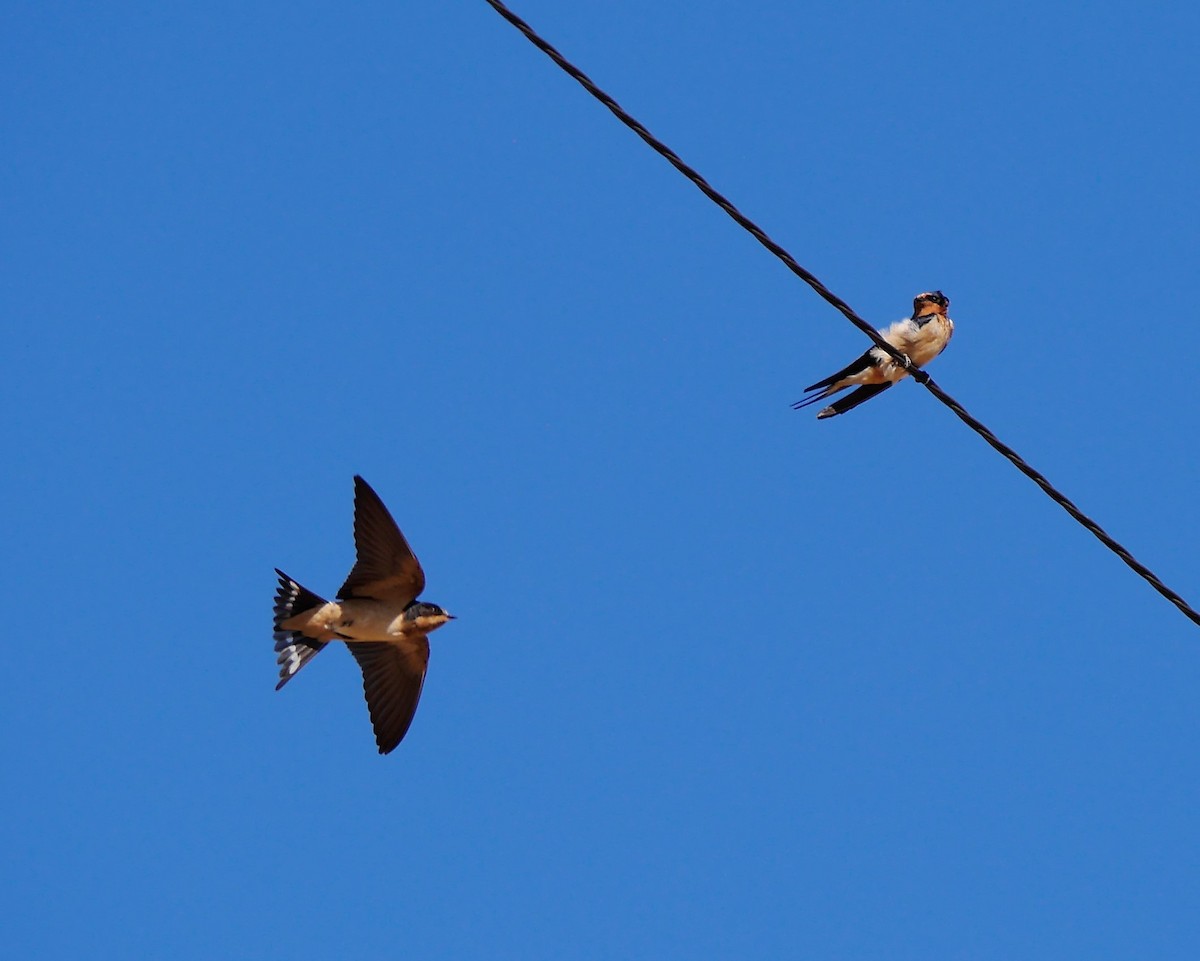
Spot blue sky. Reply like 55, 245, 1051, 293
4, 1, 1200, 957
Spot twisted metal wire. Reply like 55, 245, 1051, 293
481, 0, 1200, 630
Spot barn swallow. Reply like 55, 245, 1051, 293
273, 475, 454, 754
793, 291, 953, 419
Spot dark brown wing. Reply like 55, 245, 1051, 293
345, 638, 430, 754
815, 382, 895, 419
337, 475, 425, 604
803, 348, 877, 393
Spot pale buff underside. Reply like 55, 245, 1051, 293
838, 314, 954, 389
281, 598, 441, 643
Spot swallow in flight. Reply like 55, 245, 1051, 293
793, 291, 953, 419
273, 475, 454, 754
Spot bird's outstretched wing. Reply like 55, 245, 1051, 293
345, 638, 430, 754
338, 475, 425, 605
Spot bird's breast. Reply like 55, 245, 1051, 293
908, 316, 953, 366
333, 599, 412, 641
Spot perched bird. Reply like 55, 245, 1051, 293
273, 475, 454, 754
793, 291, 953, 419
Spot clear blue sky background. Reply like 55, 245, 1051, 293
4, 1, 1199, 957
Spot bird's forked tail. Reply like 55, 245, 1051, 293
273, 569, 329, 690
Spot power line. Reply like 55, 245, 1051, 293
480, 0, 1200, 630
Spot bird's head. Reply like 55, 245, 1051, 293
913, 290, 950, 316
404, 602, 456, 633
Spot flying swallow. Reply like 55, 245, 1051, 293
793, 291, 953, 419
273, 475, 454, 754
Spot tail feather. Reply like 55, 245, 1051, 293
815, 382, 894, 419
803, 349, 876, 393
791, 387, 835, 411
273, 569, 328, 690
793, 348, 881, 409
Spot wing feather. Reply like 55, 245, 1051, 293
345, 638, 430, 754
337, 476, 426, 604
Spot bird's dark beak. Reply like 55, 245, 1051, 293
446, 614, 458, 620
